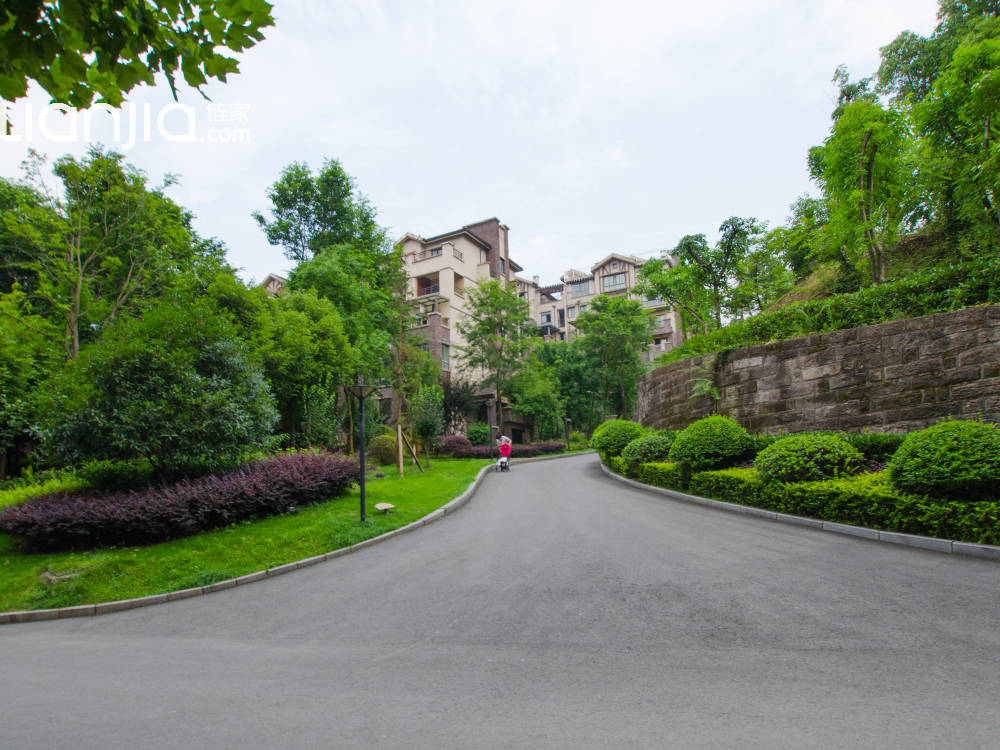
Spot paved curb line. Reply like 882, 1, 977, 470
600, 462, 1000, 562
0, 451, 594, 626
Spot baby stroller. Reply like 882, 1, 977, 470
496, 436, 512, 472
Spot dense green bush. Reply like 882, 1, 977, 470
684, 468, 1000, 545
620, 432, 677, 471
660, 258, 1000, 366
591, 420, 647, 460
888, 420, 1000, 501
756, 434, 863, 483
840, 432, 906, 462
367, 435, 398, 466
44, 302, 278, 484
466, 422, 491, 446
78, 459, 157, 492
668, 416, 750, 471
636, 462, 684, 491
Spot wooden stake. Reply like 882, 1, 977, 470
400, 430, 425, 473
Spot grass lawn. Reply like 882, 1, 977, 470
0, 458, 490, 613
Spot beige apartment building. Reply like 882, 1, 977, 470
514, 253, 682, 362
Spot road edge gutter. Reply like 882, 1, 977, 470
600, 461, 1000, 562
0, 451, 592, 625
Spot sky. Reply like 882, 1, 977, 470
0, 0, 940, 287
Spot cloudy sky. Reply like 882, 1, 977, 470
1, 0, 939, 286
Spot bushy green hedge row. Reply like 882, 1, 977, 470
605, 459, 1000, 546
660, 258, 1000, 365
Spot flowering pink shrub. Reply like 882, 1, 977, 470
0, 452, 359, 552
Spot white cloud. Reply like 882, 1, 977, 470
0, 0, 939, 284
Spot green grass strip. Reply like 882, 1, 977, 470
0, 459, 490, 613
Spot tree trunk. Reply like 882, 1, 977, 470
424, 442, 431, 468
0, 450, 6, 481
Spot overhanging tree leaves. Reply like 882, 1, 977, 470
0, 0, 275, 109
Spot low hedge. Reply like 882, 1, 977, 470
435, 441, 567, 459
591, 420, 647, 461
602, 455, 1000, 546
620, 432, 676, 472
0, 451, 360, 552
756, 434, 862, 483
668, 416, 750, 471
888, 420, 1000, 501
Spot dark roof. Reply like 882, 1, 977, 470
538, 283, 564, 295
509, 258, 524, 273
420, 228, 492, 250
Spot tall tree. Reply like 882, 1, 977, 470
573, 294, 652, 419
1, 146, 206, 359
253, 160, 385, 263
813, 100, 914, 284
0, 0, 274, 110
441, 376, 478, 436
636, 255, 713, 337
454, 278, 534, 438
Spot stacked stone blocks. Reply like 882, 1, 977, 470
635, 305, 1000, 434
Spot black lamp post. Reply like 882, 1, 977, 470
486, 398, 495, 461
347, 384, 377, 522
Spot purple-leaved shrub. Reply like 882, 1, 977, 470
0, 452, 359, 551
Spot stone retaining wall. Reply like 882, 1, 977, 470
635, 305, 1000, 434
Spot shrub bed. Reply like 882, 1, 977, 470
0, 451, 360, 552
620, 432, 677, 473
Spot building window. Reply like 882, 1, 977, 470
441, 343, 450, 370
540, 311, 552, 324
417, 342, 429, 353
430, 247, 443, 257
499, 258, 505, 275
567, 306, 576, 319
603, 272, 627, 292
653, 337, 669, 351
519, 292, 525, 299
570, 280, 590, 297
579, 304, 588, 314
611, 261, 619, 270
653, 314, 665, 328
558, 309, 565, 327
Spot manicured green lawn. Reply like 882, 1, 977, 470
0, 459, 490, 613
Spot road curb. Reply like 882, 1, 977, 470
600, 461, 1000, 562
0, 462, 497, 626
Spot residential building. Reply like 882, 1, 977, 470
518, 253, 682, 362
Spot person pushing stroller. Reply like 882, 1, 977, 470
496, 435, 512, 472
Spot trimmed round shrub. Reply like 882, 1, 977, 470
668, 416, 750, 471
591, 420, 647, 459
756, 434, 863, 483
466, 422, 491, 446
368, 435, 398, 466
620, 432, 677, 471
888, 420, 1000, 501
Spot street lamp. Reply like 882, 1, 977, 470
347, 384, 378, 522
486, 399, 495, 461
564, 416, 572, 448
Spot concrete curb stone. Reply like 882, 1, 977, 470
600, 460, 1000, 561
0, 452, 593, 625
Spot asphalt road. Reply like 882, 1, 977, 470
1, 453, 999, 749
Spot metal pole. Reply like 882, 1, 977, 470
359, 395, 366, 523
487, 402, 494, 461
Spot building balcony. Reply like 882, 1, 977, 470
454, 287, 465, 298
644, 297, 665, 307
453, 247, 464, 261
416, 285, 440, 297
